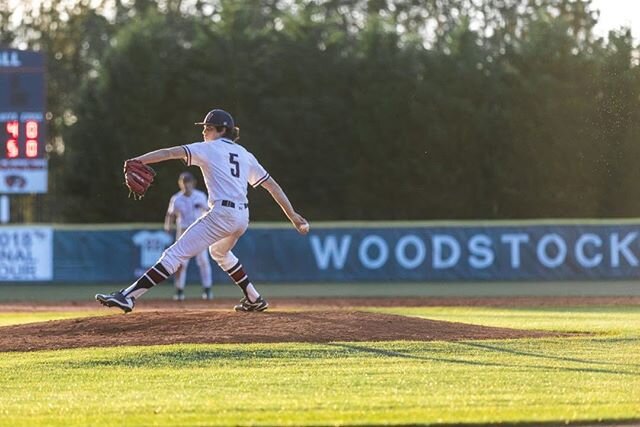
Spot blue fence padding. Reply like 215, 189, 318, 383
50, 223, 640, 283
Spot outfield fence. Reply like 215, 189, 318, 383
2, 221, 640, 283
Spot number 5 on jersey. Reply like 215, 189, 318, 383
229, 153, 240, 178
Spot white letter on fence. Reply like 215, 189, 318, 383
395, 235, 426, 269
469, 234, 494, 269
310, 235, 352, 270
610, 232, 638, 267
432, 235, 461, 269
537, 234, 567, 268
500, 233, 529, 268
575, 234, 603, 268
358, 235, 389, 269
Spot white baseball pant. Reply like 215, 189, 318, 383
173, 234, 212, 290
159, 204, 249, 276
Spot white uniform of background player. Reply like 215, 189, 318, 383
96, 109, 309, 313
165, 172, 212, 300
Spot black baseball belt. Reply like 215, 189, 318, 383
221, 200, 248, 209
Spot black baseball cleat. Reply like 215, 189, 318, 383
95, 291, 135, 313
202, 288, 213, 300
234, 296, 269, 312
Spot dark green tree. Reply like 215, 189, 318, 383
5, 0, 639, 222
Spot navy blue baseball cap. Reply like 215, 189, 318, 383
194, 109, 235, 128
178, 171, 195, 182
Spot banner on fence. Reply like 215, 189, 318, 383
0, 226, 52, 281
44, 222, 640, 283
302, 225, 640, 281
4, 223, 640, 283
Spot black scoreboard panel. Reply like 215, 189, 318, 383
0, 49, 46, 160
0, 49, 47, 193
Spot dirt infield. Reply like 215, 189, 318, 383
1, 295, 639, 312
0, 310, 563, 352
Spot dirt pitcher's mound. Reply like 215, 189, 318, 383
0, 311, 562, 352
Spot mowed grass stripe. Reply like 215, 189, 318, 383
0, 311, 112, 326
370, 306, 640, 334
0, 306, 639, 426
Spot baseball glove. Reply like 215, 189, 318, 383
124, 159, 156, 200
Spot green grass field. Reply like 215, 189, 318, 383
0, 303, 639, 426
0, 311, 110, 326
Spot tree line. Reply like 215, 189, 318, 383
2, 0, 640, 222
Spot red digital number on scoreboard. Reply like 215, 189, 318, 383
26, 121, 38, 138
25, 120, 39, 158
6, 121, 18, 138
4, 120, 40, 158
6, 138, 19, 158
5, 121, 19, 158
26, 140, 38, 157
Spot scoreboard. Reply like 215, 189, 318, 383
0, 49, 47, 193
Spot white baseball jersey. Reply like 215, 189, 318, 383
159, 137, 270, 276
182, 138, 269, 206
167, 189, 208, 232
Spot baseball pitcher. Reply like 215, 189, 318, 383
96, 108, 309, 313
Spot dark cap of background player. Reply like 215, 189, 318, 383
178, 172, 195, 182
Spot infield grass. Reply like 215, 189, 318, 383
372, 305, 640, 334
0, 306, 639, 426
0, 311, 110, 326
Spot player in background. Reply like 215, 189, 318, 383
165, 172, 213, 301
96, 108, 309, 313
